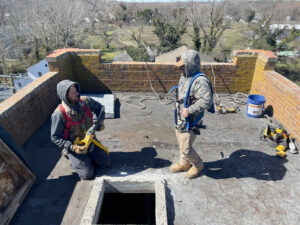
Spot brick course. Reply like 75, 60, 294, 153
250, 55, 300, 141
0, 72, 61, 146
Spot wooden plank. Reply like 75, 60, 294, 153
0, 139, 36, 225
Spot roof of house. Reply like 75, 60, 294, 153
113, 51, 133, 62
155, 45, 215, 63
26, 59, 49, 80
0, 85, 14, 101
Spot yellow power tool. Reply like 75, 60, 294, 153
215, 104, 239, 114
262, 125, 288, 158
74, 108, 109, 155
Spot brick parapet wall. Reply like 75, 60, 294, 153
0, 72, 61, 146
1, 48, 297, 148
68, 57, 255, 94
46, 50, 74, 81
46, 49, 257, 94
46, 49, 101, 81
246, 49, 300, 141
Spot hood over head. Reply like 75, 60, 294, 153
179, 50, 201, 77
56, 80, 81, 107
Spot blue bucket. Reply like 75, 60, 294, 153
247, 94, 266, 118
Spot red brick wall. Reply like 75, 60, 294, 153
59, 51, 256, 94
46, 49, 75, 80
0, 72, 61, 146
248, 49, 300, 141
95, 62, 251, 93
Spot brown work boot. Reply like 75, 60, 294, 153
170, 162, 191, 173
186, 163, 204, 179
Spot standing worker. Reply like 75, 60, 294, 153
51, 80, 110, 180
170, 50, 213, 179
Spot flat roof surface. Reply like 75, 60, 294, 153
11, 93, 300, 225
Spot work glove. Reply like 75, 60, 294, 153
72, 144, 87, 155
96, 120, 105, 131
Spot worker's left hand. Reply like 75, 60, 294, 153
96, 120, 105, 131
181, 108, 189, 118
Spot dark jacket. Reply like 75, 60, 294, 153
51, 80, 105, 151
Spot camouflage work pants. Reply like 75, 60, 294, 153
175, 129, 203, 167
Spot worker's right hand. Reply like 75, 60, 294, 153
72, 145, 87, 154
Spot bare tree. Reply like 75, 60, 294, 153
0, 32, 9, 74
84, 0, 100, 34
0, 0, 8, 73
272, 1, 300, 22
224, 0, 244, 23
152, 6, 188, 52
39, 0, 84, 48
0, 0, 87, 70
189, 1, 231, 54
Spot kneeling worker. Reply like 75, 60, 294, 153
170, 50, 213, 179
51, 80, 110, 180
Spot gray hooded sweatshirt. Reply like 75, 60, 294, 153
51, 80, 105, 151
176, 50, 213, 127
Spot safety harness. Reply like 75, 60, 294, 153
170, 72, 214, 131
60, 99, 93, 139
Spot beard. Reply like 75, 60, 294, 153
67, 95, 79, 105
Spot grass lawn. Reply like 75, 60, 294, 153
102, 23, 251, 53
219, 23, 251, 51
101, 52, 118, 62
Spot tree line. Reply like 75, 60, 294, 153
0, 0, 299, 75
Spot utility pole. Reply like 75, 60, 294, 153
9, 73, 16, 93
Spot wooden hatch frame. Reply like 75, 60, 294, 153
0, 139, 36, 225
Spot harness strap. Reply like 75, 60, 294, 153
169, 73, 209, 131
169, 85, 178, 126
60, 99, 93, 139
169, 86, 178, 94
184, 73, 206, 131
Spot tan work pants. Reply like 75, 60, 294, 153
175, 129, 203, 167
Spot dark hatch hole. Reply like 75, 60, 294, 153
98, 193, 156, 224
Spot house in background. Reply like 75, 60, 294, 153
27, 59, 49, 80
0, 59, 49, 100
13, 74, 33, 91
0, 84, 14, 101
0, 74, 33, 99
113, 51, 133, 62
155, 45, 215, 63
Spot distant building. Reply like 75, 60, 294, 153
270, 24, 300, 39
277, 51, 300, 58
27, 59, 49, 80
113, 51, 133, 62
270, 24, 300, 30
155, 45, 215, 63
0, 84, 14, 101
13, 75, 33, 92
0, 74, 34, 93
